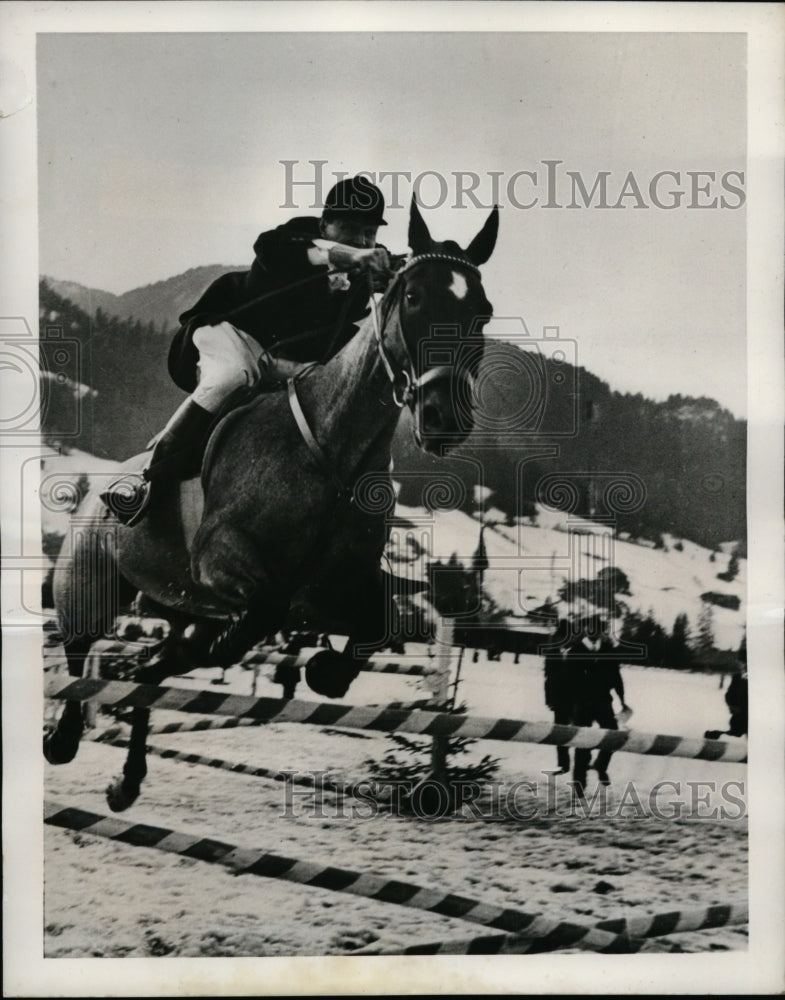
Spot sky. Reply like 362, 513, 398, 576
37, 31, 747, 416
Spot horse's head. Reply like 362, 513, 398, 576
380, 198, 498, 454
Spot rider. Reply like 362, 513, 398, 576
101, 175, 393, 525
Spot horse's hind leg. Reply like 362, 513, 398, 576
43, 634, 94, 764
46, 508, 125, 764
105, 703, 151, 812
104, 617, 224, 812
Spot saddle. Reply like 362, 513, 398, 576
202, 382, 283, 484
178, 380, 284, 550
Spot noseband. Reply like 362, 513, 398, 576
370, 253, 483, 409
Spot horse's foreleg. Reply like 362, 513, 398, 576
104, 638, 187, 812
344, 570, 401, 663
103, 615, 246, 811
207, 584, 290, 667
43, 636, 93, 765
304, 571, 398, 699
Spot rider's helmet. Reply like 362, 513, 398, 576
322, 176, 388, 227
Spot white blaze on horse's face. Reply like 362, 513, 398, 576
448, 270, 469, 301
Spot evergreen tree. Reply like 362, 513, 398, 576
694, 603, 715, 660
668, 613, 693, 669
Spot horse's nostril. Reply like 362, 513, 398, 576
422, 405, 443, 433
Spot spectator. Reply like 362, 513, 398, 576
724, 664, 748, 737
705, 652, 748, 739
570, 615, 631, 793
543, 618, 575, 774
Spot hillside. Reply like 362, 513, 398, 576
39, 443, 745, 660
391, 501, 745, 654
39, 276, 746, 552
44, 265, 241, 333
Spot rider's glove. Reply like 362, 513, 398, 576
329, 245, 390, 278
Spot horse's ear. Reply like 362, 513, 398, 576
465, 206, 499, 266
408, 195, 433, 254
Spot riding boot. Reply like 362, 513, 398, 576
100, 397, 214, 526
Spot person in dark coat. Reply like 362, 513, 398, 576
543, 618, 575, 774
705, 650, 748, 740
101, 175, 393, 525
724, 668, 748, 737
570, 616, 630, 792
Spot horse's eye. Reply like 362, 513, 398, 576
404, 289, 419, 306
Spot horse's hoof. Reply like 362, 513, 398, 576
43, 727, 82, 765
106, 777, 141, 812
304, 649, 360, 699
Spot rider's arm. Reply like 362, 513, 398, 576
252, 218, 326, 281
307, 239, 390, 277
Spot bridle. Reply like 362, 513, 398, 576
287, 251, 486, 497
369, 252, 483, 409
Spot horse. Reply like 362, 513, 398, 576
46, 198, 499, 810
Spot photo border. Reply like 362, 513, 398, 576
2, 2, 783, 995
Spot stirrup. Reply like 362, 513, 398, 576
100, 475, 152, 527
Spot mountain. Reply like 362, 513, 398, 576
39, 276, 746, 551
44, 265, 241, 333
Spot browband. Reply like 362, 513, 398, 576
399, 252, 481, 279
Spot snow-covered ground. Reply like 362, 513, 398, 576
41, 448, 747, 959
44, 644, 747, 958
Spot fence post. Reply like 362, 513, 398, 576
429, 616, 453, 784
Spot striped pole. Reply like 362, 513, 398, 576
42, 799, 661, 954
46, 676, 748, 763
90, 717, 271, 741
95, 736, 353, 796
242, 647, 438, 677
355, 899, 748, 955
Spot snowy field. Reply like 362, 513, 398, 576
44, 645, 748, 959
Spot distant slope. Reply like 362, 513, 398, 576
38, 438, 746, 658
392, 501, 746, 654
39, 275, 746, 551
41, 280, 122, 321
44, 265, 242, 333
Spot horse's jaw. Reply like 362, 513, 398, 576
411, 423, 465, 456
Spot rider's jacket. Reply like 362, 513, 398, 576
168, 217, 382, 392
